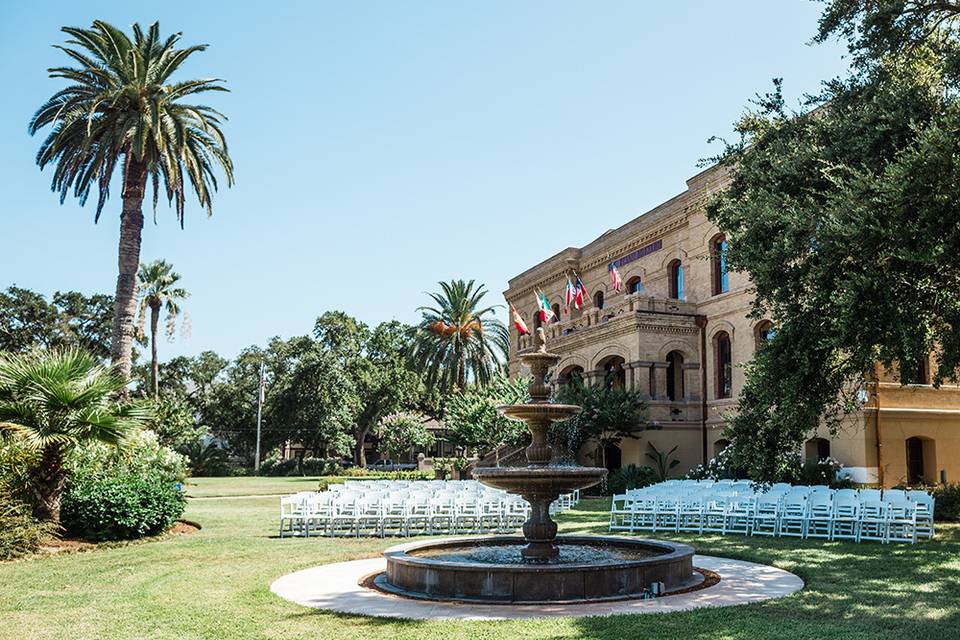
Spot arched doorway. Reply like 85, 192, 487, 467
603, 443, 622, 472
805, 437, 830, 462
597, 355, 626, 390
666, 350, 684, 401
557, 364, 584, 387
906, 437, 935, 484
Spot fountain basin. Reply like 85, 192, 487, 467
471, 465, 607, 494
378, 536, 698, 603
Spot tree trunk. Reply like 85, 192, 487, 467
150, 300, 160, 399
354, 428, 368, 468
110, 155, 148, 388
30, 443, 67, 524
457, 351, 466, 390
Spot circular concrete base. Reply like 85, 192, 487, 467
270, 553, 803, 620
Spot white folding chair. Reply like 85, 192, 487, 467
804, 493, 833, 539
886, 499, 917, 544
830, 494, 860, 541
778, 495, 807, 538
751, 494, 781, 537
857, 500, 887, 543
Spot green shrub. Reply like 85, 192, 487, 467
69, 429, 187, 484
260, 456, 344, 477
61, 472, 186, 541
0, 497, 56, 560
933, 483, 960, 521
607, 464, 658, 495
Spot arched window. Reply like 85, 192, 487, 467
805, 437, 831, 462
626, 276, 643, 294
714, 331, 732, 399
711, 235, 729, 295
755, 320, 775, 347
551, 303, 561, 321
533, 307, 542, 329
666, 350, 684, 401
594, 290, 604, 310
668, 260, 683, 299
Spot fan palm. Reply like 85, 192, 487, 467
29, 21, 233, 384
0, 349, 149, 523
136, 260, 189, 399
408, 280, 509, 394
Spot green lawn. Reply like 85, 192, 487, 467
184, 475, 323, 498
2, 477, 958, 640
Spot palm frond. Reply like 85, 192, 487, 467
31, 21, 232, 224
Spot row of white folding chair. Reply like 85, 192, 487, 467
281, 490, 531, 537
611, 489, 932, 543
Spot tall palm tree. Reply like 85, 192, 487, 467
0, 349, 148, 523
29, 21, 233, 384
136, 260, 189, 399
408, 280, 509, 394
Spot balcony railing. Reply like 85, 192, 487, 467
517, 293, 698, 351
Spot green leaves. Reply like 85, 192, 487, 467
706, 9, 960, 480
30, 20, 233, 226
443, 373, 529, 456
407, 279, 509, 395
0, 349, 145, 454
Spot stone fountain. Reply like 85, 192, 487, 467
376, 329, 697, 603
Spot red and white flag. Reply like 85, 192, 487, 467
511, 304, 530, 335
564, 278, 576, 314
610, 266, 623, 293
574, 273, 587, 309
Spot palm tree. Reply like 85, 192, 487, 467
0, 349, 149, 523
29, 21, 233, 384
408, 280, 509, 394
136, 260, 189, 399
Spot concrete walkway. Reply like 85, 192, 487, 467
270, 554, 804, 620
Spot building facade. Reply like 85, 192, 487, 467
504, 165, 960, 487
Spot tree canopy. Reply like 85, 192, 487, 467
706, 1, 960, 480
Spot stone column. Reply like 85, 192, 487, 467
653, 362, 669, 400
683, 362, 702, 401
624, 363, 636, 391
630, 361, 652, 399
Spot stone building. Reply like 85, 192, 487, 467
504, 164, 960, 487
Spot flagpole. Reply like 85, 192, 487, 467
254, 360, 264, 474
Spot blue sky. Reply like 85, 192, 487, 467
0, 1, 849, 361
